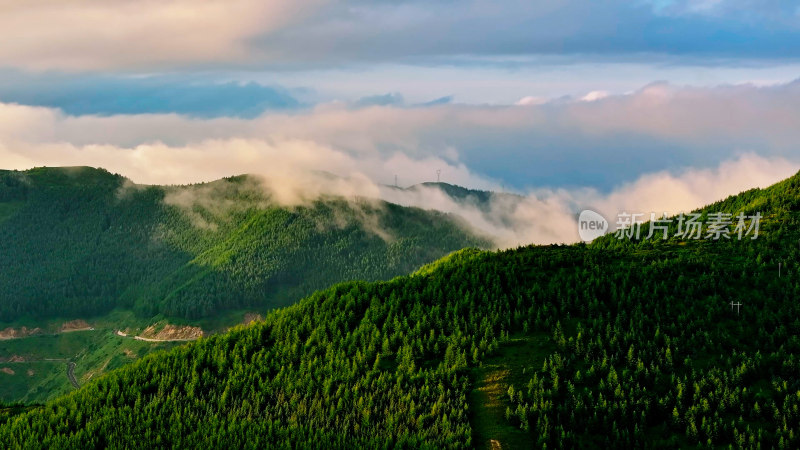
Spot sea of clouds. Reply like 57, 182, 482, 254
2, 80, 799, 247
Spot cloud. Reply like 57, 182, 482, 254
2, 0, 800, 71
376, 153, 799, 247
578, 153, 800, 232
249, 0, 800, 67
3, 79, 800, 191
2, 134, 793, 248
1, 80, 800, 246
644, 0, 799, 20
353, 93, 405, 108
580, 91, 610, 102
0, 0, 326, 71
0, 72, 300, 118
417, 96, 454, 107
515, 96, 547, 106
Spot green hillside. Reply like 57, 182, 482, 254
0, 167, 489, 321
2, 172, 799, 448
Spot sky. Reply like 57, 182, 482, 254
1, 0, 800, 245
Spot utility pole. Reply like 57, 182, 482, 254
729, 301, 742, 315
436, 169, 441, 183
395, 175, 398, 188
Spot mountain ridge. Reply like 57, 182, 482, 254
0, 166, 490, 321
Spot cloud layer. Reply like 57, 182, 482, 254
1, 79, 799, 247
0, 0, 319, 71
2, 0, 800, 71
0, 72, 299, 118
3, 79, 800, 189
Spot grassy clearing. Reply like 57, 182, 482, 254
469, 332, 556, 449
0, 362, 66, 403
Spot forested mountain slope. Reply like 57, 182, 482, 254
2, 172, 800, 448
0, 167, 489, 321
